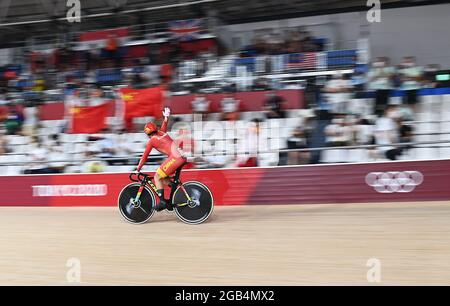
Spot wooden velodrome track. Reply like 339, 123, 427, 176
0, 202, 449, 285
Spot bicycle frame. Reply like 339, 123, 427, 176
130, 165, 193, 207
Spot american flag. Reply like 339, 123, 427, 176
285, 52, 317, 70
168, 19, 201, 41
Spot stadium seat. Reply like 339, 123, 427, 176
3, 166, 23, 176
416, 112, 433, 122
177, 114, 194, 122
61, 134, 87, 143
73, 143, 87, 153
416, 122, 438, 135
0, 155, 14, 164
74, 134, 88, 143
321, 149, 348, 163
269, 138, 284, 150
64, 165, 82, 173
286, 110, 302, 118
285, 117, 301, 128
12, 145, 27, 154
414, 147, 439, 160
442, 95, 450, 113
7, 136, 30, 146
107, 165, 133, 173
348, 149, 369, 163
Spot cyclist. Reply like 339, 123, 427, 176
135, 107, 187, 211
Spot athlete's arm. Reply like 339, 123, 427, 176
160, 107, 170, 133
136, 140, 153, 172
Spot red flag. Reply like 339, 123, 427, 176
71, 103, 109, 134
119, 87, 164, 131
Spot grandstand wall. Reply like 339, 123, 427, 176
1, 159, 449, 207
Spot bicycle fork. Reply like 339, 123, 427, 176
134, 178, 157, 203
134, 185, 145, 204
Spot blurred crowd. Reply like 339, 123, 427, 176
239, 29, 325, 57
0, 23, 448, 173
321, 55, 440, 162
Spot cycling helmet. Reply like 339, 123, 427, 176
144, 122, 158, 135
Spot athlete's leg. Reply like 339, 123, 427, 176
154, 168, 169, 211
154, 172, 165, 190
154, 156, 186, 211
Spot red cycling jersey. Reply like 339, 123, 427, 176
137, 119, 183, 173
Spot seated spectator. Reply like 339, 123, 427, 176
191, 93, 210, 121
253, 77, 271, 91
115, 131, 135, 157
368, 57, 396, 117
82, 148, 108, 173
87, 86, 105, 107
220, 93, 240, 121
91, 133, 117, 164
286, 126, 310, 165
84, 69, 97, 85
422, 64, 440, 88
105, 34, 120, 67
130, 60, 151, 89
325, 116, 353, 147
32, 74, 46, 93
324, 73, 353, 115
300, 31, 319, 52
286, 30, 302, 54
0, 98, 8, 121
398, 119, 414, 156
235, 118, 278, 167
264, 91, 286, 119
374, 106, 402, 160
4, 108, 23, 135
195, 140, 231, 169
64, 87, 86, 120
249, 36, 267, 56
236, 119, 262, 167
353, 116, 375, 145
24, 137, 58, 174
0, 134, 11, 154
47, 140, 69, 173
22, 101, 39, 136
399, 56, 423, 114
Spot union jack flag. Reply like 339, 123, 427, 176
168, 19, 202, 41
285, 52, 317, 70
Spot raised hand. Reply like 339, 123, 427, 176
163, 107, 171, 119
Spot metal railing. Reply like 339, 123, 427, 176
1, 139, 450, 167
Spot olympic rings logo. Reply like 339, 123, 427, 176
365, 171, 424, 193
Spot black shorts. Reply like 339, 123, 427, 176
385, 148, 403, 161
404, 90, 419, 105
374, 90, 391, 116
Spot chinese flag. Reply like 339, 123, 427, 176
120, 86, 164, 131
71, 103, 109, 134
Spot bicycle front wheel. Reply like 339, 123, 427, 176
173, 181, 214, 225
118, 183, 156, 224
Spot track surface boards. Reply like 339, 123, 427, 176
0, 202, 449, 285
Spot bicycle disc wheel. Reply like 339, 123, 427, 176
118, 183, 156, 224
173, 181, 214, 225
